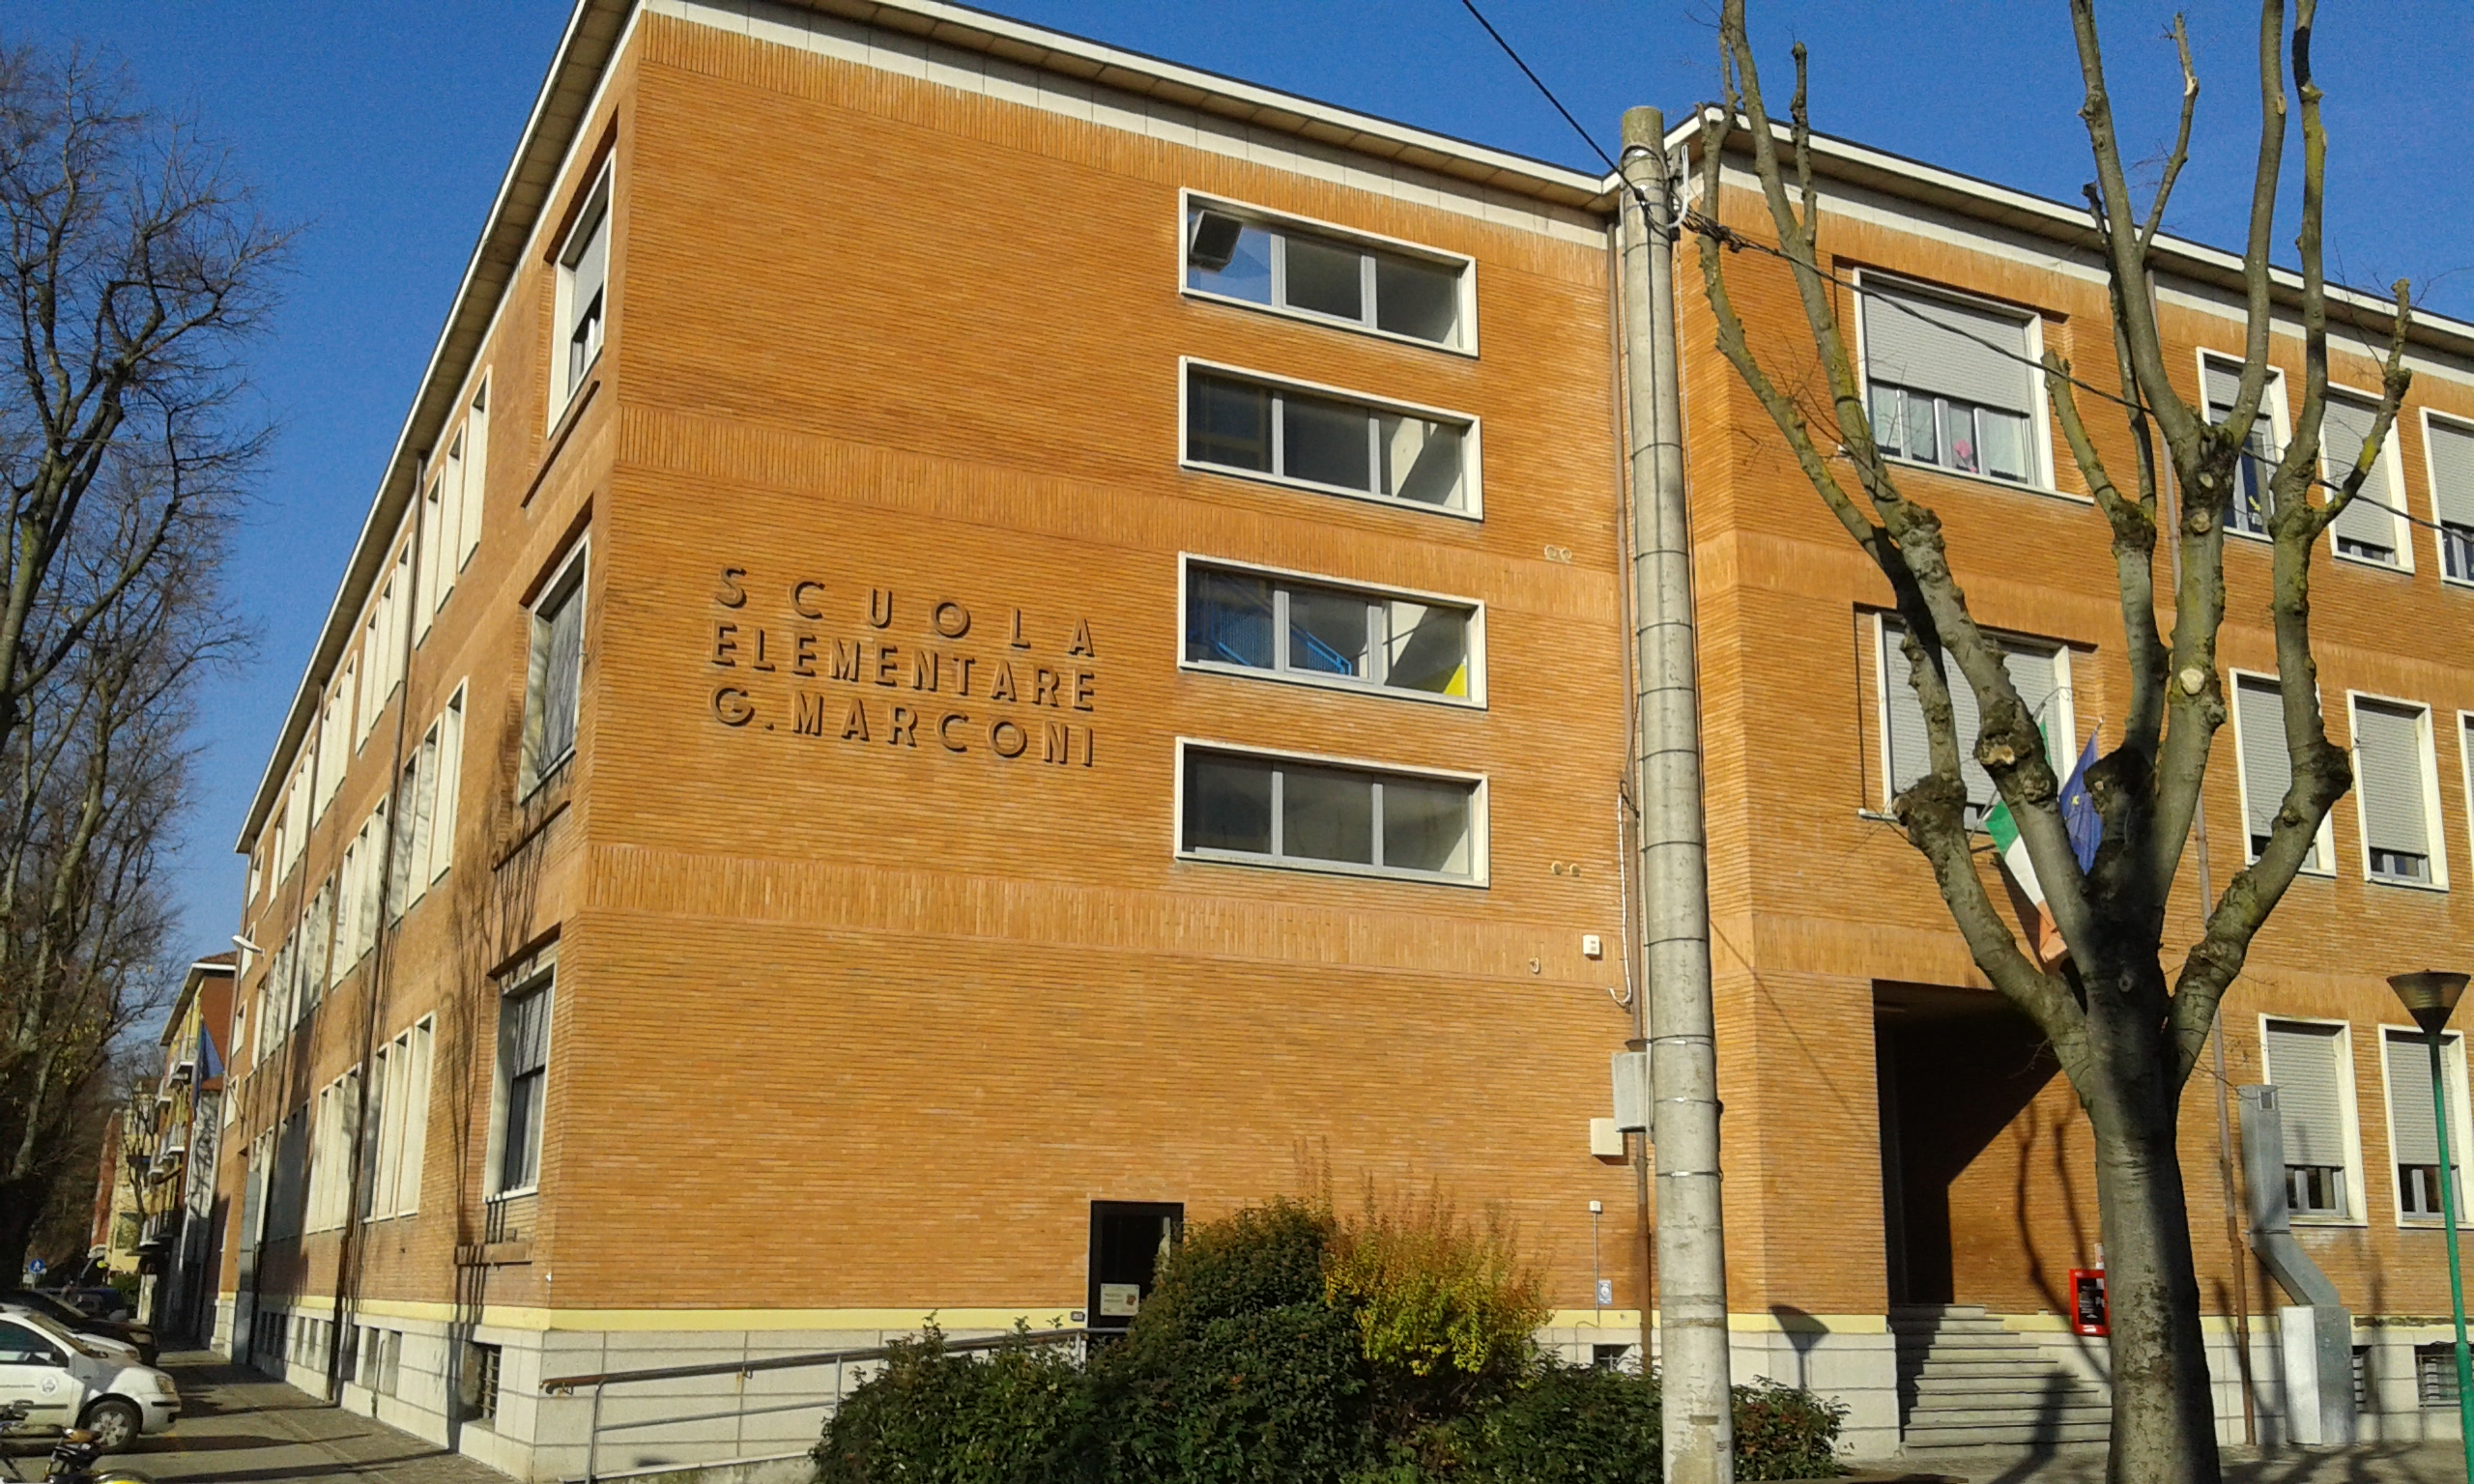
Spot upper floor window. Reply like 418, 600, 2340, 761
365, 1016, 434, 1221
2230, 671, 2330, 871
1184, 197, 1471, 351
1875, 618, 2073, 829
2426, 411, 2474, 584
492, 963, 555, 1197
2201, 354, 2286, 539
1183, 559, 1480, 703
2262, 1017, 2359, 1221
556, 168, 611, 413
1183, 362, 1476, 515
2323, 389, 2410, 569
2349, 694, 2443, 888
524, 544, 588, 793
1859, 277, 2044, 487
1179, 743, 1482, 885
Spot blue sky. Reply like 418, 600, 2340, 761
18, 0, 2471, 972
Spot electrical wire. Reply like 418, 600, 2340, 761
1451, 0, 2434, 534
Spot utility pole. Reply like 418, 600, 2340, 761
1621, 105, 1732, 1484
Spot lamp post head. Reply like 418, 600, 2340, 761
2389, 971, 2471, 1039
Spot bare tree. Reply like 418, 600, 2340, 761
1691, 1, 2405, 1476
0, 42, 272, 1282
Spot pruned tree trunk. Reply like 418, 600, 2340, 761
1691, 2, 2408, 1477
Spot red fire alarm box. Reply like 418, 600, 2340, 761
2068, 1268, 2109, 1336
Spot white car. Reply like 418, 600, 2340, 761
0, 1304, 137, 1365
0, 1309, 177, 1450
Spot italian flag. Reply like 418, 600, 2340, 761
1986, 798, 2064, 967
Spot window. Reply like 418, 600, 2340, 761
302, 880, 335, 1004
2231, 673, 2329, 870
457, 381, 488, 571
525, 550, 587, 791
0, 1320, 61, 1366
2201, 355, 2286, 538
2261, 1018, 2358, 1220
390, 690, 462, 916
494, 969, 554, 1194
461, 1340, 503, 1425
1183, 364, 1476, 515
2423, 411, 2474, 583
1875, 619, 2073, 828
1859, 278, 2042, 486
367, 1018, 433, 1220
1183, 196, 1470, 351
314, 674, 351, 820
1088, 1201, 1184, 1335
416, 469, 446, 643
1182, 560, 1479, 702
358, 541, 413, 742
1178, 744, 1482, 884
557, 168, 611, 410
2381, 1027, 2469, 1222
2323, 390, 2409, 567
304, 1069, 360, 1233
2421, 1344, 2462, 1408
2349, 696, 2441, 887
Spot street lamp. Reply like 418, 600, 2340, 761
2392, 969, 2474, 1476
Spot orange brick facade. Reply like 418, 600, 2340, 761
207, 1, 2474, 1474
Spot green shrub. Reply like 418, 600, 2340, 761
1443, 1362, 1662, 1483
1095, 1199, 1375, 1484
1730, 1378, 1846, 1480
1323, 1184, 1548, 1427
814, 1322, 1096, 1484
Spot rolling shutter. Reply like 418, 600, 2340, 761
2324, 394, 2401, 556
2354, 700, 2430, 857
1862, 282, 2034, 414
1882, 624, 2060, 812
2264, 1020, 2348, 1166
2384, 1028, 2458, 1171
2236, 674, 2316, 870
2429, 418, 2474, 530
2202, 357, 2243, 417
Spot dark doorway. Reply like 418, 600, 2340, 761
1087, 1201, 1183, 1335
1875, 984, 2058, 1305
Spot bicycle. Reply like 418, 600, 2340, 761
0, 1401, 153, 1484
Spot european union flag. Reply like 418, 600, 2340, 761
2060, 733, 2102, 870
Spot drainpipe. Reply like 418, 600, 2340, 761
1621, 105, 1733, 1484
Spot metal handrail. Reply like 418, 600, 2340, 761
542, 1327, 1085, 1482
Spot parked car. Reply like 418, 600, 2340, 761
65, 1290, 133, 1324
0, 1292, 154, 1365
0, 1309, 178, 1451
0, 1305, 136, 1365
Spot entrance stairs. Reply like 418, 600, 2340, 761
1890, 1304, 2112, 1455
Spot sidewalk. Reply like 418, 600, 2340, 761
71, 1351, 513, 1484
1871, 1441, 2471, 1482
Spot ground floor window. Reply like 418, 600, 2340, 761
1088, 1201, 1183, 1337
460, 1340, 503, 1424
2419, 1343, 2461, 1408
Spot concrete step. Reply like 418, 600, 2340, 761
1912, 1372, 2108, 1398
1903, 1419, 2114, 1448
1895, 1329, 2045, 1349
1906, 1400, 2114, 1427
1909, 1357, 2076, 1379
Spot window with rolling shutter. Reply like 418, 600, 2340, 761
1861, 279, 2042, 486
2263, 1018, 2354, 1218
2233, 673, 2324, 870
1878, 621, 2067, 827
2324, 392, 2404, 565
2351, 698, 2434, 884
2201, 355, 2282, 537
2382, 1027, 2467, 1220
2427, 414, 2474, 583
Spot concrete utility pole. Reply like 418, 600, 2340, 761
1621, 105, 1733, 1484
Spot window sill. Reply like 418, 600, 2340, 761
1177, 846, 1485, 890
1877, 453, 2083, 505
2290, 1215, 2370, 1231
1180, 658, 1485, 711
2246, 856, 2335, 880
2366, 872, 2449, 895
1180, 286, 1478, 359
2333, 543, 2413, 576
1181, 458, 1482, 523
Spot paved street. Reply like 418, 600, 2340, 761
1867, 1441, 2473, 1483
1, 1351, 511, 1484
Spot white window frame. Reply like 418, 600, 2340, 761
367, 1015, 434, 1221
2227, 668, 2338, 875
1170, 736, 1489, 889
2194, 349, 2291, 547
457, 377, 488, 573
2258, 1013, 2369, 1229
1175, 554, 1487, 709
485, 956, 557, 1202
2345, 690, 2448, 891
2377, 1024, 2474, 1228
1177, 357, 1483, 521
1850, 268, 2057, 497
2421, 407, 2474, 587
1175, 189, 1479, 357
1869, 613, 2079, 825
2322, 382, 2416, 575
551, 162, 613, 423
524, 540, 590, 796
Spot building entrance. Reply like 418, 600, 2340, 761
1874, 984, 2061, 1305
